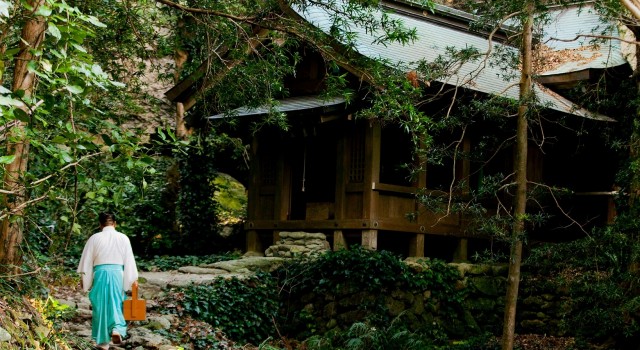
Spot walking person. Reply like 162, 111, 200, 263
78, 212, 139, 350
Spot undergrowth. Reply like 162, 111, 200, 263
273, 247, 467, 340
0, 267, 74, 349
526, 220, 640, 347
173, 272, 278, 345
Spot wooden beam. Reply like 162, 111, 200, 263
245, 219, 376, 230
164, 27, 271, 111
372, 182, 416, 194
165, 57, 212, 102
244, 218, 479, 236
534, 69, 591, 88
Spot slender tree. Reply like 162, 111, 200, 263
501, 2, 533, 349
0, 0, 46, 271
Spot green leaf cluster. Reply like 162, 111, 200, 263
176, 273, 279, 345
525, 221, 640, 346
272, 247, 466, 339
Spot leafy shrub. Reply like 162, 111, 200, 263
176, 135, 221, 254
273, 247, 466, 339
305, 321, 499, 350
305, 319, 432, 350
43, 296, 75, 322
176, 272, 278, 345
526, 223, 640, 345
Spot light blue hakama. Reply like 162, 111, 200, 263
89, 264, 127, 345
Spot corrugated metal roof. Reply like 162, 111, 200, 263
540, 5, 627, 76
294, 2, 616, 121
209, 96, 346, 119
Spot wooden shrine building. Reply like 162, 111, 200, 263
167, 1, 629, 260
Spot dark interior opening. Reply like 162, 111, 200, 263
289, 123, 338, 220
380, 126, 414, 186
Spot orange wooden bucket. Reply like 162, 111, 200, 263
123, 283, 146, 321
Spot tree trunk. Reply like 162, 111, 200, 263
0, 0, 46, 271
501, 4, 533, 350
174, 46, 191, 139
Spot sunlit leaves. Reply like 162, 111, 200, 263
0, 155, 16, 164
34, 4, 52, 17
47, 23, 62, 41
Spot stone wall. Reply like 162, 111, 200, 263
452, 262, 571, 336
265, 232, 330, 258
282, 259, 572, 338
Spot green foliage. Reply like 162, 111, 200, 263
304, 321, 501, 350
123, 157, 180, 255
213, 173, 247, 225
43, 296, 74, 322
526, 223, 640, 345
176, 273, 279, 345
176, 134, 223, 254
137, 252, 240, 272
305, 319, 435, 350
273, 247, 466, 338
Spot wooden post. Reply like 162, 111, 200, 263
453, 238, 468, 262
273, 143, 290, 249
273, 231, 281, 245
335, 129, 347, 221
333, 230, 347, 250
246, 230, 262, 253
417, 138, 428, 227
362, 122, 381, 249
244, 136, 261, 255
409, 233, 425, 257
607, 192, 617, 224
247, 136, 260, 222
362, 230, 378, 250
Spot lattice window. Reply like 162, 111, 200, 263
260, 152, 276, 186
349, 128, 365, 183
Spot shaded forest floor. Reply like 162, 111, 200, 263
44, 263, 585, 350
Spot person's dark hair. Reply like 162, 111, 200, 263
99, 212, 117, 226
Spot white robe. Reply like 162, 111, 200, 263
77, 226, 138, 292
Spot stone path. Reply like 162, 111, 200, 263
53, 257, 284, 350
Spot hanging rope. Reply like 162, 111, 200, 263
302, 141, 307, 192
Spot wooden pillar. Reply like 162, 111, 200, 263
409, 233, 425, 257
245, 136, 261, 254
363, 123, 381, 248
452, 138, 471, 262
453, 238, 468, 262
246, 136, 260, 222
335, 129, 347, 221
333, 230, 347, 250
607, 191, 617, 224
246, 230, 262, 253
362, 230, 378, 250
273, 231, 281, 245
273, 138, 291, 243
417, 137, 428, 226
